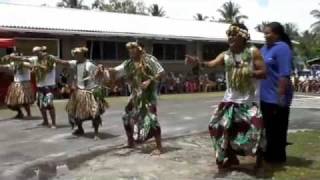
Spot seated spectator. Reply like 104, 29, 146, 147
204, 74, 217, 92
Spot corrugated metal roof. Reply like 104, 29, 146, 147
0, 3, 264, 43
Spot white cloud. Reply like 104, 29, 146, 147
0, 0, 317, 31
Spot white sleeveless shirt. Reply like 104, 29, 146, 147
223, 47, 260, 104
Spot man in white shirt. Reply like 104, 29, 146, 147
0, 54, 35, 118
55, 47, 108, 140
31, 46, 57, 128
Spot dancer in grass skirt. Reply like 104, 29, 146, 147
55, 47, 109, 140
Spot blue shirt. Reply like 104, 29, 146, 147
260, 41, 293, 106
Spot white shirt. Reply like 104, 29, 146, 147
29, 56, 56, 87
223, 48, 260, 104
5, 62, 31, 82
69, 60, 98, 90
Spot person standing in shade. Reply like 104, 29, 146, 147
260, 22, 294, 164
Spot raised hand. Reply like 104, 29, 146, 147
185, 55, 200, 66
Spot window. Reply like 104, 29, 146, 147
153, 44, 164, 60
165, 44, 175, 60
152, 43, 186, 60
117, 42, 129, 59
92, 41, 102, 60
176, 45, 186, 60
103, 41, 116, 59
16, 38, 59, 56
88, 41, 128, 60
202, 43, 228, 61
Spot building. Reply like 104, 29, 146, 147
0, 3, 264, 74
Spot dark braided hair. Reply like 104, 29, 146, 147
266, 22, 293, 49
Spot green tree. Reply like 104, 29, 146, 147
311, 5, 320, 33
57, 0, 89, 9
217, 1, 248, 23
193, 13, 208, 21
93, 0, 147, 15
284, 23, 300, 40
148, 4, 166, 17
296, 31, 320, 59
255, 21, 269, 32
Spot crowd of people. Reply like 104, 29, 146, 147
0, 21, 297, 175
56, 71, 226, 98
292, 74, 320, 93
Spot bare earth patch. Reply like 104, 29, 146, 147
50, 131, 320, 180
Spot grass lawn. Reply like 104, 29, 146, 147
267, 131, 320, 180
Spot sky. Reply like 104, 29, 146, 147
0, 0, 318, 32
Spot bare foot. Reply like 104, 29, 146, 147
94, 135, 100, 141
150, 149, 162, 156
38, 122, 49, 127
72, 129, 85, 136
223, 157, 240, 168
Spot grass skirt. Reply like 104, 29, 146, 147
66, 89, 107, 121
5, 81, 35, 106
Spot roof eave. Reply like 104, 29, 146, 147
0, 27, 264, 44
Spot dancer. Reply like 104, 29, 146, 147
55, 47, 109, 140
98, 42, 165, 155
31, 46, 57, 128
186, 24, 266, 171
0, 54, 35, 118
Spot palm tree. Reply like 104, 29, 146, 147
57, 0, 89, 9
311, 6, 320, 32
217, 1, 248, 23
92, 0, 105, 10
255, 21, 269, 32
193, 13, 208, 21
296, 31, 320, 59
284, 23, 300, 40
93, 0, 147, 15
148, 4, 166, 17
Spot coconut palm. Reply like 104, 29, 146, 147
217, 1, 248, 23
255, 21, 269, 32
57, 0, 89, 9
284, 23, 300, 40
92, 0, 147, 15
148, 4, 166, 17
193, 13, 209, 21
311, 6, 320, 33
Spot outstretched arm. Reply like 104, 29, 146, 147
185, 52, 225, 68
55, 59, 72, 66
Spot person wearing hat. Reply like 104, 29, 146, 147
186, 23, 266, 171
27, 46, 58, 128
55, 47, 109, 140
11, 47, 58, 126
97, 42, 165, 155
0, 53, 35, 119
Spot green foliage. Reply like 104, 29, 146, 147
91, 0, 147, 15
193, 13, 209, 21
148, 4, 166, 17
57, 0, 89, 9
217, 1, 248, 24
